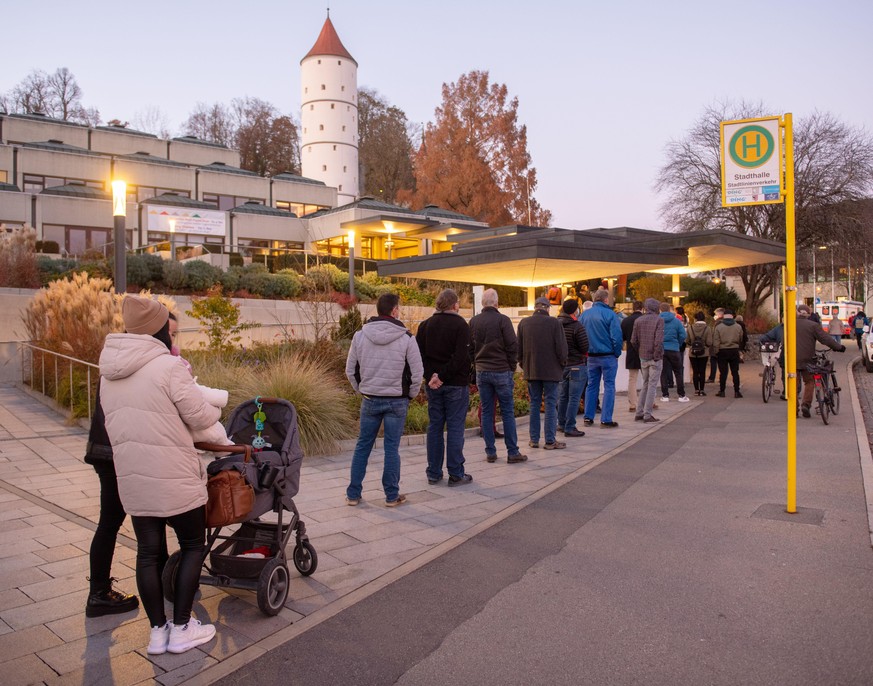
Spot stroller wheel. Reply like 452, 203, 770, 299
293, 541, 318, 576
161, 551, 182, 603
257, 558, 289, 616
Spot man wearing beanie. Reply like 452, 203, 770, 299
518, 296, 568, 450
580, 288, 624, 428
712, 308, 744, 397
631, 298, 665, 422
556, 298, 589, 438
621, 300, 644, 412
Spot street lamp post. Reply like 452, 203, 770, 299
348, 230, 355, 299
168, 219, 176, 261
111, 180, 127, 294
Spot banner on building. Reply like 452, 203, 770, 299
146, 205, 227, 236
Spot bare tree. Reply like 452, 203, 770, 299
132, 106, 173, 138
657, 101, 873, 317
182, 102, 235, 146
3, 68, 99, 125
46, 67, 82, 120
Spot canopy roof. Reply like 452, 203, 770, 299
377, 226, 785, 287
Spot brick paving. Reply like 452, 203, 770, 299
0, 383, 699, 685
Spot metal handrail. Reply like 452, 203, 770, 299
18, 342, 98, 420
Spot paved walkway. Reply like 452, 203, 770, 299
0, 382, 698, 685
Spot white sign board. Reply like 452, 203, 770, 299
720, 117, 783, 207
146, 205, 227, 237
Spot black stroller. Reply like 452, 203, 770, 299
162, 397, 317, 616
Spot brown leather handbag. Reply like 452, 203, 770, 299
198, 443, 255, 528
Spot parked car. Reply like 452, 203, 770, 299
862, 325, 873, 373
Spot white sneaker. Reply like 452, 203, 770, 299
660, 396, 670, 403
167, 618, 216, 654
147, 622, 171, 655
678, 396, 690, 403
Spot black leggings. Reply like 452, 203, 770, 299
131, 506, 205, 627
88, 461, 127, 593
690, 356, 708, 393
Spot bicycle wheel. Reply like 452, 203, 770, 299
762, 366, 773, 403
816, 384, 830, 425
830, 373, 840, 415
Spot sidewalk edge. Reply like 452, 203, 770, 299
847, 355, 873, 548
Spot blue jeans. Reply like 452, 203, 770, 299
347, 396, 409, 502
557, 364, 587, 432
425, 385, 468, 480
477, 370, 521, 457
584, 355, 618, 423
528, 380, 559, 445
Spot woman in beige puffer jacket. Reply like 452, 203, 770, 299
99, 296, 221, 655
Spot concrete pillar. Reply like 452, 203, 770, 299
527, 287, 536, 309
672, 274, 681, 308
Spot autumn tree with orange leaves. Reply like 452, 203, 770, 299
401, 71, 551, 227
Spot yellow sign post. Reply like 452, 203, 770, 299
721, 114, 796, 513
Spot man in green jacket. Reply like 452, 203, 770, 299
713, 308, 744, 398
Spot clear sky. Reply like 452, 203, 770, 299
2, 0, 871, 230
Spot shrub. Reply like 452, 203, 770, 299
263, 271, 301, 299
741, 313, 778, 334
330, 291, 358, 310
126, 254, 153, 288
186, 286, 259, 353
36, 256, 79, 285
220, 266, 243, 293
0, 225, 40, 288
240, 269, 271, 296
162, 260, 187, 290
301, 264, 341, 293
686, 280, 744, 314
80, 259, 113, 281
143, 253, 165, 283
22, 271, 123, 363
332, 304, 363, 341
184, 259, 221, 291
35, 240, 60, 254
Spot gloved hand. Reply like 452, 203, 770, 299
838, 345, 847, 353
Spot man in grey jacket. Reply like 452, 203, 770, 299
631, 298, 665, 423
345, 293, 424, 507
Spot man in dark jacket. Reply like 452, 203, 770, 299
631, 298, 665, 422
621, 300, 643, 413
796, 304, 845, 417
469, 289, 527, 463
416, 289, 474, 486
713, 309, 744, 398
556, 299, 589, 437
518, 296, 568, 450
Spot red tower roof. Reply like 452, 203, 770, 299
302, 16, 357, 66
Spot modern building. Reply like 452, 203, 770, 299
0, 13, 785, 297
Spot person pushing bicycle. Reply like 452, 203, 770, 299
796, 304, 845, 418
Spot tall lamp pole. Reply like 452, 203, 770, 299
348, 230, 355, 299
169, 219, 177, 261
111, 180, 127, 294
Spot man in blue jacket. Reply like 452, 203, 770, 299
659, 302, 689, 402
580, 289, 624, 427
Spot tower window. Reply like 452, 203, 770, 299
303, 128, 307, 134
308, 146, 312, 152
339, 184, 343, 191
343, 166, 347, 172
342, 126, 346, 132
304, 87, 308, 94
319, 124, 324, 131
338, 60, 342, 65
341, 86, 345, 92
331, 103, 335, 109
317, 59, 321, 64
321, 84, 326, 90
322, 165, 327, 172
310, 104, 314, 110
333, 145, 337, 151
347, 106, 350, 111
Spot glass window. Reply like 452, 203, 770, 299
43, 225, 65, 246
0, 170, 6, 183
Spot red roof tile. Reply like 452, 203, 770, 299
302, 17, 356, 65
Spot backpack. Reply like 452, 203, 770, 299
689, 326, 707, 356
547, 286, 562, 305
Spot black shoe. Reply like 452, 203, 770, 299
427, 476, 443, 485
583, 418, 594, 426
600, 421, 619, 428
448, 474, 473, 487
507, 454, 528, 463
734, 390, 743, 398
643, 416, 660, 423
85, 582, 139, 618
494, 430, 505, 438
699, 390, 707, 396
563, 428, 585, 437
485, 454, 497, 463
715, 390, 725, 397
780, 393, 787, 401
801, 405, 811, 418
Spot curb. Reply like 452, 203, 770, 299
847, 355, 873, 548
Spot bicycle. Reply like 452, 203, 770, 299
807, 349, 840, 425
760, 341, 781, 403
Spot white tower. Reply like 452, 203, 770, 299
300, 14, 358, 206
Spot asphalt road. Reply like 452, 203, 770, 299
216, 373, 873, 686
